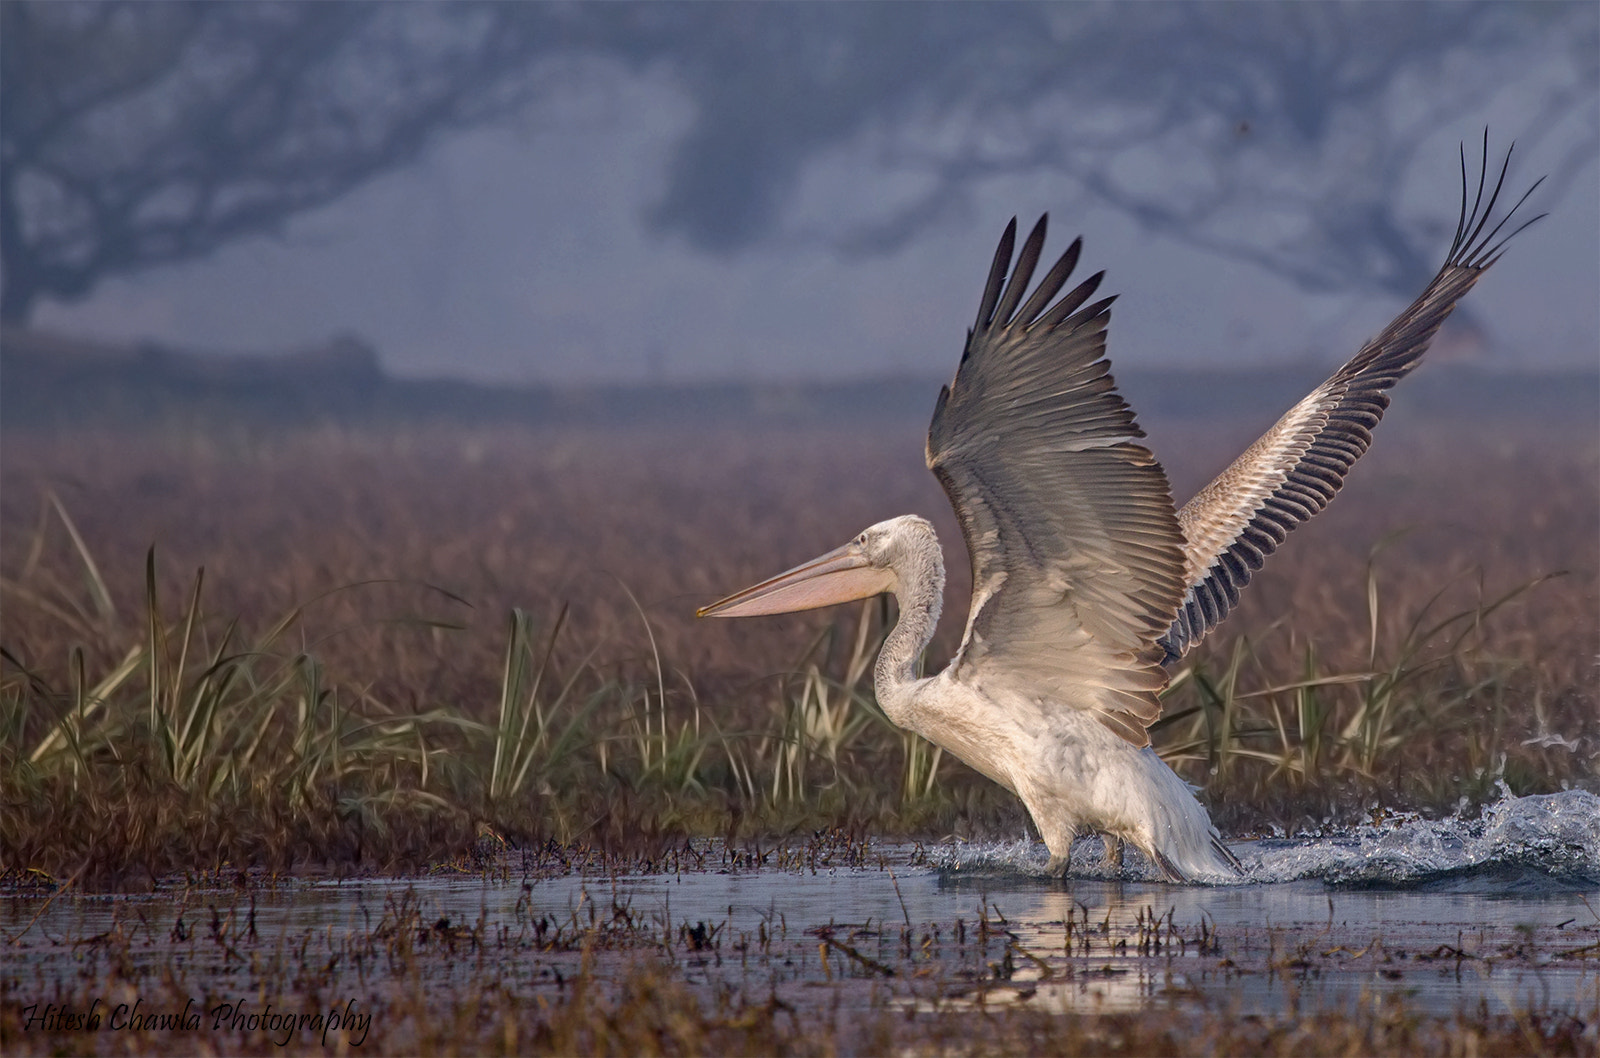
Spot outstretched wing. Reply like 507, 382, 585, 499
1160, 138, 1545, 663
928, 216, 1187, 747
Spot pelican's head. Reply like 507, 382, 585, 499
697, 515, 933, 618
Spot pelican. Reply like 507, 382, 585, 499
698, 141, 1542, 882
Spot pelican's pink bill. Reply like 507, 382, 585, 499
696, 541, 894, 618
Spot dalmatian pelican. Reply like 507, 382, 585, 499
698, 139, 1541, 882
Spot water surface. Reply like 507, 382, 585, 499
5, 790, 1596, 1026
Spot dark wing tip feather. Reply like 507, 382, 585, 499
1062, 293, 1118, 333
1449, 129, 1493, 262
1451, 139, 1473, 257
1015, 236, 1083, 328
1468, 177, 1546, 268
1457, 134, 1512, 263
974, 218, 1018, 334
972, 217, 1100, 343
1038, 269, 1104, 330
1449, 132, 1545, 270
993, 215, 1049, 328
1480, 210, 1547, 270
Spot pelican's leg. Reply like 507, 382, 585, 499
1041, 824, 1078, 878
1102, 834, 1125, 871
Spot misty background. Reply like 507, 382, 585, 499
5, 1, 1597, 387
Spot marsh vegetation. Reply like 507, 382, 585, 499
3, 394, 1593, 883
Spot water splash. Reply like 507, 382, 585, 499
1245, 787, 1600, 888
931, 788, 1600, 889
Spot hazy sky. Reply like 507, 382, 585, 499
33, 3, 1600, 384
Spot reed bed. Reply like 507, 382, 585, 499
2, 410, 1595, 881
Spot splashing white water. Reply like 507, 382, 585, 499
1246, 787, 1600, 886
930, 788, 1600, 888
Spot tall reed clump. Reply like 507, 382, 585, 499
474, 595, 729, 846
483, 606, 596, 830
2, 536, 476, 880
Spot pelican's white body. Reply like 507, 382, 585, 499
889, 672, 1233, 879
864, 515, 1233, 881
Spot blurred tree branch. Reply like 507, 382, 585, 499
2, 2, 1594, 328
611, 2, 1596, 304
0, 1, 552, 324
981, 3, 1599, 299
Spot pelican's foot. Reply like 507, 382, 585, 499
1045, 853, 1070, 878
1102, 835, 1125, 871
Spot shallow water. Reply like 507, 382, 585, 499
5, 790, 1597, 1029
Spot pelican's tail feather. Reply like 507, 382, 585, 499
1138, 748, 1241, 883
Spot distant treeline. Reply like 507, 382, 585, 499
3, 327, 1594, 432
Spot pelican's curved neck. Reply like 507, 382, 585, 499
874, 518, 945, 724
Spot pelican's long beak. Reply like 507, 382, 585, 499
697, 540, 895, 618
